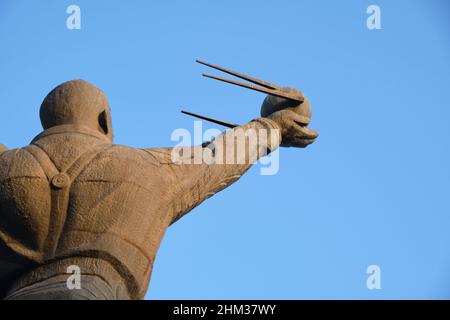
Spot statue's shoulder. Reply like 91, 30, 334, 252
82, 144, 144, 166
0, 146, 48, 179
138, 147, 175, 165
79, 145, 172, 174
100, 145, 174, 162
105, 144, 154, 158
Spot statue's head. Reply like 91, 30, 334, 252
40, 80, 114, 142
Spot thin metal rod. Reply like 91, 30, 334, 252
196, 60, 279, 90
202, 73, 304, 103
181, 110, 238, 128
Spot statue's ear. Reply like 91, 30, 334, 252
98, 110, 109, 135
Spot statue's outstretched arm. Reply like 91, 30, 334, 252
144, 89, 318, 225
145, 117, 282, 225
0, 144, 7, 154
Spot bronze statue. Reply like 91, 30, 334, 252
0, 61, 318, 300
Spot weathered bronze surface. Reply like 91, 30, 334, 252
0, 62, 318, 300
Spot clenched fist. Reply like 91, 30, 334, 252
261, 87, 318, 148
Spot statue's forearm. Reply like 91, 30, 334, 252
0, 144, 7, 154
168, 118, 281, 224
208, 117, 281, 163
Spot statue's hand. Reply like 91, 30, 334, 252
260, 87, 305, 117
260, 87, 317, 148
267, 109, 318, 148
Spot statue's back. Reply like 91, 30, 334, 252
0, 128, 172, 299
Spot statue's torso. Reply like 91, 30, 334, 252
0, 128, 175, 299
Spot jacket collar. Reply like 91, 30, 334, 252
31, 125, 112, 144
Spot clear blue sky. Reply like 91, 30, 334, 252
1, 0, 449, 299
